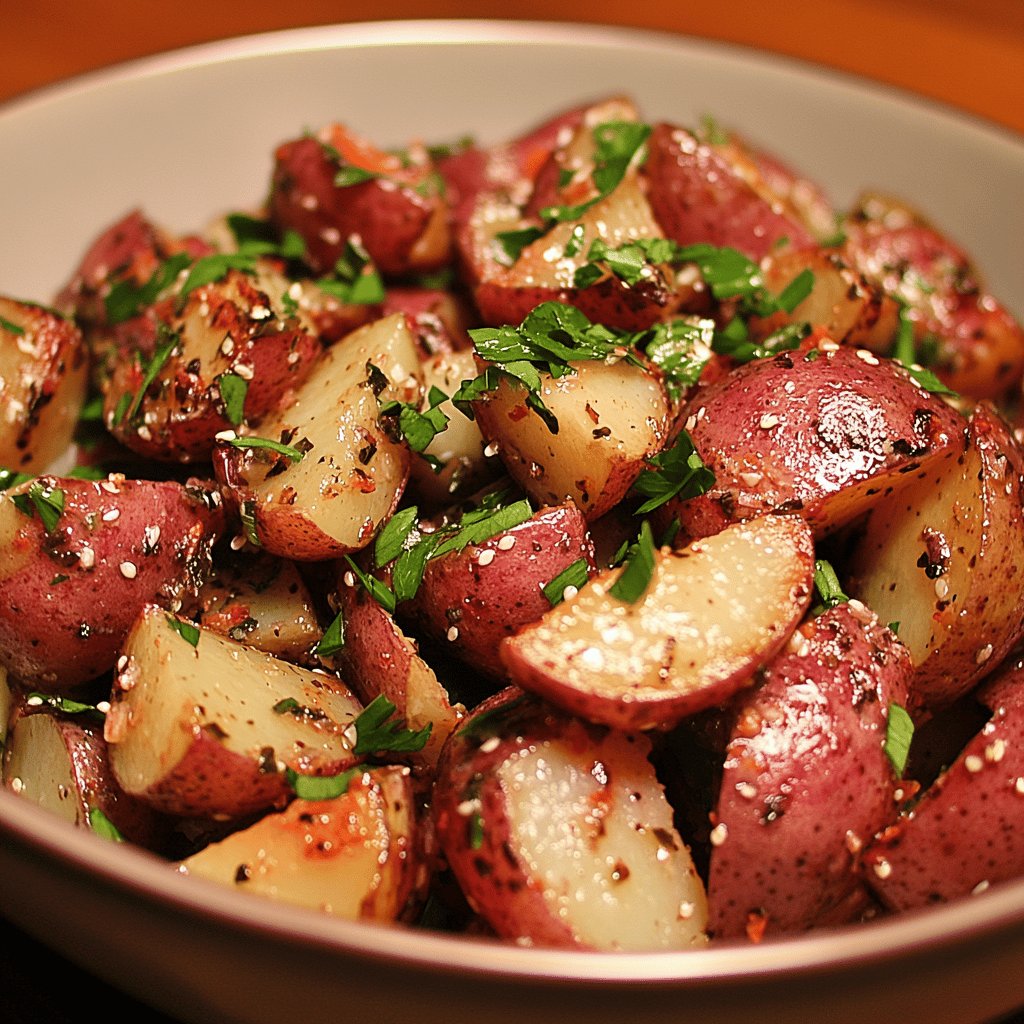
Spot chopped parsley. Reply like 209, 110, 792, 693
217, 372, 248, 428
239, 499, 261, 548
317, 237, 386, 305
312, 611, 346, 658
104, 251, 191, 324
0, 315, 25, 336
542, 557, 590, 606
11, 480, 65, 533
165, 615, 200, 648
609, 519, 657, 604
884, 703, 915, 777
351, 694, 432, 756
225, 436, 307, 462
540, 120, 652, 224
631, 431, 714, 514
286, 766, 362, 800
493, 226, 545, 266
344, 556, 397, 614
635, 319, 713, 402
378, 386, 451, 470
0, 469, 32, 491
812, 559, 849, 613
115, 325, 180, 426
25, 692, 105, 720
273, 697, 301, 715
87, 807, 125, 843
226, 213, 306, 261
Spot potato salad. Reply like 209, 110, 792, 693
1, 94, 1023, 949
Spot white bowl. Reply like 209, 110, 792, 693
1, 20, 1022, 1024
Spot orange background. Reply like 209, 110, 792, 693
3, 0, 1023, 135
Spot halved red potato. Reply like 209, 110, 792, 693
405, 348, 499, 510
268, 124, 450, 277
863, 658, 1024, 911
105, 605, 363, 818
0, 297, 88, 472
214, 312, 421, 560
191, 550, 323, 664
642, 123, 817, 261
846, 403, 1024, 712
748, 247, 900, 354
500, 514, 815, 732
330, 581, 465, 767
0, 475, 225, 691
4, 704, 167, 848
433, 689, 708, 950
103, 260, 322, 462
399, 501, 596, 676
472, 355, 671, 522
180, 766, 425, 921
707, 602, 912, 938
382, 287, 474, 356
843, 194, 1024, 400
667, 341, 968, 542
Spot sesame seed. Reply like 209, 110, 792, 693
343, 571, 356, 588
214, 429, 237, 442
116, 655, 128, 672
96, 701, 111, 714
234, 364, 254, 380
477, 549, 496, 567
737, 782, 758, 800
220, 338, 235, 357
684, 415, 698, 431
229, 534, 247, 551
100, 480, 121, 494
971, 880, 990, 896
101, 508, 120, 522
26, 695, 44, 707
984, 739, 1006, 763
965, 754, 984, 773
872, 858, 892, 880
975, 643, 994, 665
144, 525, 161, 548
483, 442, 500, 458
479, 736, 500, 754
934, 578, 949, 599
136, 425, 152, 441
818, 338, 840, 353
845, 830, 864, 854
119, 561, 138, 579
1014, 778, 1024, 795
456, 798, 480, 817
9, 777, 24, 794
497, 535, 516, 551
759, 413, 779, 430
563, 585, 579, 600
447, 626, 460, 642
678, 901, 695, 920
79, 547, 96, 569
709, 823, 729, 846
250, 305, 272, 320
855, 349, 880, 366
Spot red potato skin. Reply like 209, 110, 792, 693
842, 218, 1024, 400
667, 342, 968, 541
103, 270, 322, 463
707, 603, 912, 938
863, 659, 1024, 911
430, 688, 604, 948
642, 123, 817, 262
269, 130, 450, 277
381, 287, 474, 355
398, 502, 597, 676
0, 476, 225, 690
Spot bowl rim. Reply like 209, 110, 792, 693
2, 15, 1024, 990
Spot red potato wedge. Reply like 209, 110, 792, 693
269, 125, 450, 277
4, 704, 167, 848
433, 690, 708, 950
330, 582, 465, 768
105, 605, 363, 819
500, 514, 815, 732
748, 247, 901, 354
191, 550, 323, 664
103, 260, 322, 462
846, 403, 1024, 712
0, 297, 88, 472
399, 501, 597, 677
843, 197, 1024, 400
642, 123, 817, 262
0, 475, 225, 691
213, 312, 421, 560
405, 348, 499, 510
707, 603, 912, 938
863, 658, 1024, 911
472, 356, 671, 522
381, 287, 474, 356
180, 766, 425, 921
668, 341, 968, 542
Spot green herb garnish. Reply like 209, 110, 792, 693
11, 480, 65, 533
542, 558, 590, 606
609, 520, 657, 604
0, 315, 25, 335
812, 559, 849, 612
352, 694, 432, 756
87, 807, 125, 843
104, 251, 191, 324
631, 431, 715, 514
286, 766, 362, 800
884, 703, 915, 777
317, 237, 386, 305
217, 373, 248, 428
226, 436, 307, 462
165, 615, 200, 648
116, 326, 180, 426
312, 611, 346, 658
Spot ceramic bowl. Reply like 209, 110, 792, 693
1, 20, 1022, 1024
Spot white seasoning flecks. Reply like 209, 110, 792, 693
119, 561, 138, 580
934, 578, 950, 599
872, 858, 893, 880
101, 508, 120, 522
477, 549, 496, 567
479, 736, 501, 754
971, 880, 991, 896
229, 534, 247, 551
964, 754, 984, 774
483, 441, 500, 458
497, 535, 516, 551
9, 777, 24, 794
1014, 778, 1024, 795
759, 413, 779, 430
79, 546, 96, 569
975, 644, 994, 665
855, 349, 880, 366
562, 585, 579, 601
739, 471, 763, 488
709, 822, 728, 846
984, 739, 1006, 763
446, 626, 460, 642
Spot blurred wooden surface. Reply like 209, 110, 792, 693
3, 0, 1023, 134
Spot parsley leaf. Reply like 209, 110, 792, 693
542, 558, 590, 606
217, 373, 248, 428
812, 559, 849, 613
378, 387, 450, 469
104, 251, 191, 324
540, 121, 652, 224
11, 480, 65, 533
609, 520, 657, 604
312, 611, 346, 658
352, 694, 432, 756
317, 237, 386, 305
636, 319, 714, 401
116, 325, 180, 426
25, 692, 105, 720
87, 807, 125, 843
165, 615, 200, 648
0, 468, 32, 491
884, 703, 914, 777
0, 315, 25, 336
374, 506, 421, 569
493, 227, 544, 266
226, 436, 307, 461
286, 766, 362, 800
344, 556, 397, 614
631, 431, 714, 514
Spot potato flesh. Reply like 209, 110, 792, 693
108, 606, 361, 800
5, 713, 89, 826
499, 733, 707, 950
501, 514, 814, 729
476, 357, 669, 520
241, 312, 420, 552
181, 767, 416, 920
847, 405, 1024, 710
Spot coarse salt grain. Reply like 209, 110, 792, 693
79, 547, 96, 569
709, 823, 728, 846
119, 561, 138, 579
101, 508, 120, 522
965, 754, 984, 773
759, 414, 779, 430
447, 626, 460, 642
